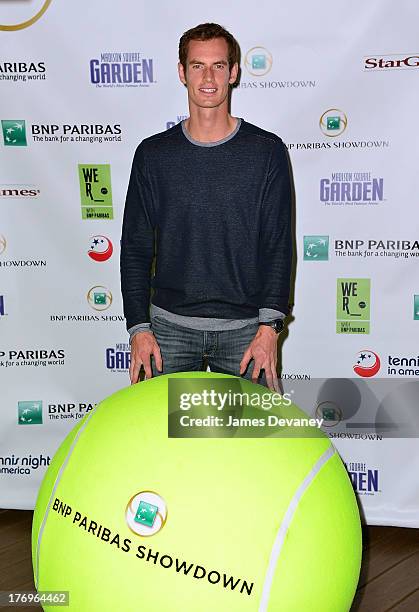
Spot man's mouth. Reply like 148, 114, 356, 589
199, 87, 217, 94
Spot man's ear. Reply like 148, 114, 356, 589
178, 62, 187, 86
229, 62, 239, 86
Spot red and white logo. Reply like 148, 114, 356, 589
88, 235, 113, 262
353, 350, 381, 378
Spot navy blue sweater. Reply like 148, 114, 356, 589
120, 120, 292, 330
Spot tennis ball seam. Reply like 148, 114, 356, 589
258, 445, 335, 611
34, 405, 100, 587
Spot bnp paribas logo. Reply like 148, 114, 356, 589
1, 120, 27, 146
244, 47, 273, 76
78, 164, 113, 220
337, 278, 370, 334
319, 109, 348, 137
126, 491, 167, 536
18, 400, 43, 424
303, 236, 329, 261
414, 295, 419, 320
87, 285, 112, 311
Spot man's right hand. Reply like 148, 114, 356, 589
129, 331, 163, 384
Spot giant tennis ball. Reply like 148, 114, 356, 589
32, 372, 361, 611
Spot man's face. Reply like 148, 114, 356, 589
178, 37, 238, 111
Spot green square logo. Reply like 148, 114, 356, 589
303, 236, 329, 261
78, 164, 113, 220
2, 120, 27, 146
18, 401, 43, 425
252, 54, 266, 70
94, 292, 106, 305
327, 116, 340, 131
414, 295, 419, 320
135, 501, 158, 527
322, 407, 338, 421
336, 278, 370, 334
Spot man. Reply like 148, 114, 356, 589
121, 22, 292, 392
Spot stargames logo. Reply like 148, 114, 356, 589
78, 164, 113, 220
319, 109, 348, 137
244, 47, 273, 76
303, 236, 329, 261
364, 54, 419, 70
0, 0, 52, 31
336, 278, 370, 334
126, 491, 167, 536
1, 120, 27, 146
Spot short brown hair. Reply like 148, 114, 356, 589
179, 22, 240, 72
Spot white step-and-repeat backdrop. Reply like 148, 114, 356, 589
1, 1, 418, 526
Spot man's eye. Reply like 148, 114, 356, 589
215, 64, 224, 69
192, 64, 203, 69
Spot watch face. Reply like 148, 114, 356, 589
273, 319, 284, 333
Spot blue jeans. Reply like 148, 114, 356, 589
150, 316, 268, 387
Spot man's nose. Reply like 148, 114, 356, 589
203, 67, 214, 81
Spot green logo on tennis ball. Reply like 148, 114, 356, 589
135, 501, 158, 528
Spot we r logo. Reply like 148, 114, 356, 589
336, 279, 370, 334
78, 164, 113, 220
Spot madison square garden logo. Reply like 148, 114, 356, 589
345, 461, 380, 495
244, 47, 273, 76
126, 491, 167, 536
18, 400, 43, 424
106, 343, 130, 372
320, 172, 384, 206
303, 236, 329, 261
0, 295, 6, 316
336, 278, 370, 334
87, 286, 112, 311
1, 120, 27, 146
78, 164, 113, 220
319, 109, 348, 137
89, 52, 155, 87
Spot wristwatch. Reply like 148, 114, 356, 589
259, 319, 285, 334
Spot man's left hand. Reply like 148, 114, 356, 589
239, 325, 279, 392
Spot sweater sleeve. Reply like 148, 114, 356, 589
120, 143, 156, 329
258, 139, 292, 315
